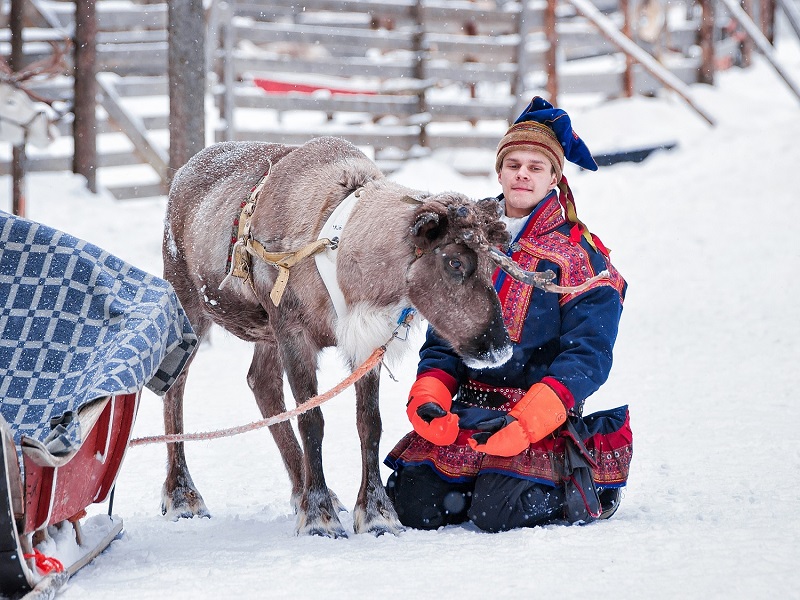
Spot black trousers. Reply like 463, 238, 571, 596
387, 465, 566, 533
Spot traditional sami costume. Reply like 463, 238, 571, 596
385, 190, 632, 526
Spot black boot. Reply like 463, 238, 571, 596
597, 487, 622, 520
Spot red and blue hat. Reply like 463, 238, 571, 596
496, 97, 608, 255
495, 96, 598, 176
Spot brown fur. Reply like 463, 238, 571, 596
162, 137, 512, 537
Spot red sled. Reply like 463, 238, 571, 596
0, 211, 197, 598
0, 393, 138, 597
253, 74, 378, 96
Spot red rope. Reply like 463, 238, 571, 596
130, 345, 387, 447
24, 549, 64, 574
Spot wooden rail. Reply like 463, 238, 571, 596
0, 0, 747, 199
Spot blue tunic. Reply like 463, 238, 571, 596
416, 191, 627, 428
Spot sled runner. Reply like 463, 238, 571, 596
0, 211, 197, 597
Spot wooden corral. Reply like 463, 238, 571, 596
0, 0, 794, 199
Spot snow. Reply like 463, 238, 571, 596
2, 28, 800, 599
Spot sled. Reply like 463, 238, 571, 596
0, 210, 197, 598
593, 141, 677, 166
253, 73, 378, 96
0, 393, 138, 598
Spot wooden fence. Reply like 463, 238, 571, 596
213, 0, 706, 156
1, 0, 744, 199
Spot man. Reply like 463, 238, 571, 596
385, 97, 632, 532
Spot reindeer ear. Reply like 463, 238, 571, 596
410, 209, 447, 249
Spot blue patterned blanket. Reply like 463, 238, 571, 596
0, 211, 197, 457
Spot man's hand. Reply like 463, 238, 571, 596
415, 402, 448, 423
468, 383, 566, 456
407, 377, 459, 446
470, 414, 515, 445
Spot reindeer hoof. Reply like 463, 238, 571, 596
307, 525, 349, 539
368, 523, 405, 537
296, 518, 349, 539
296, 498, 348, 538
161, 485, 211, 520
352, 505, 404, 537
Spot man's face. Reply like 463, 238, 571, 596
498, 149, 558, 218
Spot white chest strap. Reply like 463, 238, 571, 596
314, 190, 359, 320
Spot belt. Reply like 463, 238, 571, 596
457, 380, 526, 411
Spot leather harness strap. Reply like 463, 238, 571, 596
248, 237, 332, 306
222, 164, 333, 306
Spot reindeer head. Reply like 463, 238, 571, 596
0, 41, 67, 148
0, 83, 58, 148
405, 193, 513, 369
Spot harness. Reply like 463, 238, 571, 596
313, 188, 360, 319
220, 162, 335, 306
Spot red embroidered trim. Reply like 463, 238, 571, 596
386, 426, 633, 486
496, 251, 538, 343
518, 232, 625, 307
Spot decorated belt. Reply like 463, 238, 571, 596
457, 380, 526, 411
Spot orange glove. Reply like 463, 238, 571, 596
468, 382, 567, 457
406, 377, 459, 446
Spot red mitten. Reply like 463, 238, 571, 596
468, 382, 567, 457
406, 377, 459, 446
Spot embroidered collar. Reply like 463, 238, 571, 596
518, 191, 565, 240
497, 190, 564, 248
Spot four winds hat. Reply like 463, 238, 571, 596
496, 96, 608, 256
495, 96, 598, 176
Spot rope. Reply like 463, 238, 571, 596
129, 344, 387, 447
24, 549, 65, 574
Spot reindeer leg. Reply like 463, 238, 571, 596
352, 367, 404, 536
247, 339, 304, 512
161, 352, 211, 519
280, 337, 347, 538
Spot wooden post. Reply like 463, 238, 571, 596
544, 0, 559, 104
220, 2, 235, 142
620, 0, 634, 97
411, 0, 427, 148
740, 0, 754, 67
168, 0, 206, 185
760, 0, 775, 42
73, 0, 97, 193
10, 0, 26, 216
512, 0, 531, 103
698, 0, 716, 84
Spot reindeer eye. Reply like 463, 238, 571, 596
448, 258, 462, 270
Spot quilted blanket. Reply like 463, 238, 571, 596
0, 211, 197, 456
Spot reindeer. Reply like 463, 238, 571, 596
162, 136, 571, 538
0, 42, 66, 148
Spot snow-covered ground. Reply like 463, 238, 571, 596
2, 26, 800, 599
